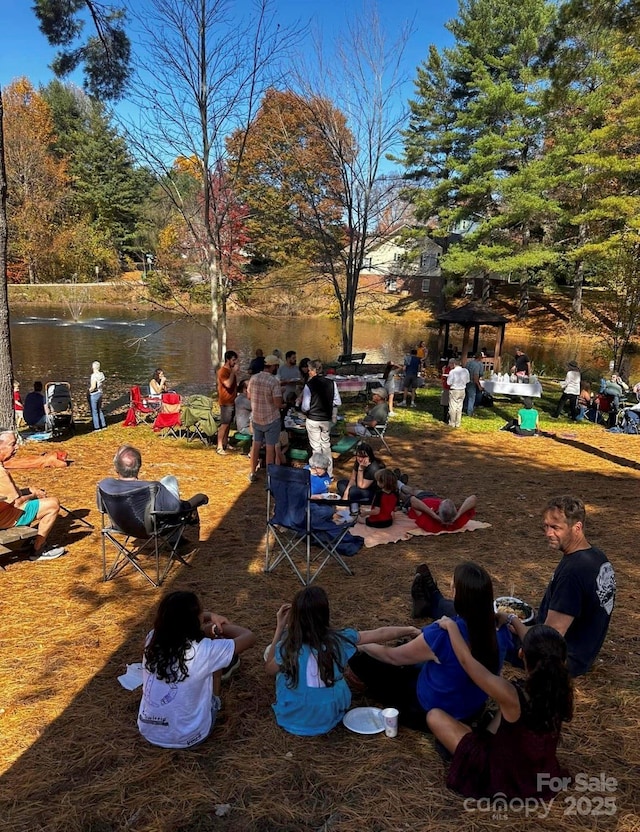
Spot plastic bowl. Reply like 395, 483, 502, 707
494, 596, 535, 625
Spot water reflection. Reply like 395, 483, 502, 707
9, 305, 635, 409
9, 307, 429, 401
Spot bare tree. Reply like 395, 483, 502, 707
295, 7, 412, 355
122, 0, 300, 369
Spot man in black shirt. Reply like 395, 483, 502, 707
415, 495, 615, 677
300, 361, 341, 476
509, 495, 615, 676
510, 347, 531, 378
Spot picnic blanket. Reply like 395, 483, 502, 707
356, 512, 491, 548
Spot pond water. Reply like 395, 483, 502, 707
9, 304, 635, 411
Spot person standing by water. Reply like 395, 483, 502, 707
216, 350, 238, 455
89, 361, 106, 431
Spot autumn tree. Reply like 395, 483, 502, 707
3, 78, 69, 283
121, 0, 299, 368
0, 0, 130, 425
227, 87, 348, 277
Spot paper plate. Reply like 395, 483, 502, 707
495, 596, 535, 624
342, 707, 384, 735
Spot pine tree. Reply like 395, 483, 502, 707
401, 0, 556, 315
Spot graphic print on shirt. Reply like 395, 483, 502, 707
596, 562, 616, 615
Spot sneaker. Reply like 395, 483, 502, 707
410, 402, 417, 408
248, 472, 257, 483
216, 448, 228, 455
397, 401, 406, 407
29, 545, 66, 562
388, 411, 396, 417
221, 655, 240, 681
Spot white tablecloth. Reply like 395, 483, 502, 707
481, 380, 543, 398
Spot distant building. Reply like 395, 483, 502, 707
358, 227, 444, 298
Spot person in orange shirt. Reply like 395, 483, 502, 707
216, 350, 238, 455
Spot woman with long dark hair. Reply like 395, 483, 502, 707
138, 591, 255, 748
265, 586, 419, 736
336, 442, 385, 504
347, 562, 512, 730
429, 623, 573, 798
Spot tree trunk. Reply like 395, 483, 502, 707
482, 273, 491, 303
208, 249, 220, 372
572, 221, 586, 316
0, 91, 15, 427
518, 276, 529, 319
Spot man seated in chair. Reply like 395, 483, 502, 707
0, 428, 66, 561
345, 388, 389, 437
99, 445, 208, 531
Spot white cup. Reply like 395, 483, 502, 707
381, 707, 399, 738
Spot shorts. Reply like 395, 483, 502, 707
219, 405, 234, 425
15, 498, 39, 526
404, 374, 419, 391
252, 417, 281, 446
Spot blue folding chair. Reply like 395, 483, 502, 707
264, 465, 356, 585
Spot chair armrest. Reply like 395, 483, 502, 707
185, 493, 209, 509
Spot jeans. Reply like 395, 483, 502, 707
305, 418, 333, 475
464, 382, 481, 416
89, 390, 106, 430
336, 480, 373, 503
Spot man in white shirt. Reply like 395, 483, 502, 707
446, 359, 470, 428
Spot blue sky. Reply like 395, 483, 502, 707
0, 1, 458, 93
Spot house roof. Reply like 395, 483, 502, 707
437, 302, 508, 325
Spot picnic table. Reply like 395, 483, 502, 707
481, 379, 543, 398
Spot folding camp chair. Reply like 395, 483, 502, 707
370, 420, 391, 454
97, 482, 207, 587
181, 394, 218, 444
123, 386, 155, 426
152, 392, 183, 438
265, 464, 355, 585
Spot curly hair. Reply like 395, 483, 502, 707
279, 586, 354, 689
522, 625, 574, 733
144, 591, 204, 683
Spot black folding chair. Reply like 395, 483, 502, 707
97, 482, 207, 587
265, 465, 355, 586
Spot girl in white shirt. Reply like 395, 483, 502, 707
138, 591, 255, 748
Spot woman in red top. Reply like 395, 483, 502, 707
407, 493, 477, 533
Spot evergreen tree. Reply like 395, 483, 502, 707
401, 0, 556, 315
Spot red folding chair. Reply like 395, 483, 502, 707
153, 392, 183, 438
123, 386, 155, 426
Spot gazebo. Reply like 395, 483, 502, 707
436, 302, 508, 371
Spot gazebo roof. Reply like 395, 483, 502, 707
437, 302, 508, 325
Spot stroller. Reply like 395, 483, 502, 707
45, 382, 75, 438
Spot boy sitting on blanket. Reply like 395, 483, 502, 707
398, 482, 477, 533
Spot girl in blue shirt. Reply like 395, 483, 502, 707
265, 586, 419, 736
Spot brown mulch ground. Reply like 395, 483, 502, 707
0, 417, 638, 832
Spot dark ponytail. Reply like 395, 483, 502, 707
523, 625, 573, 732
